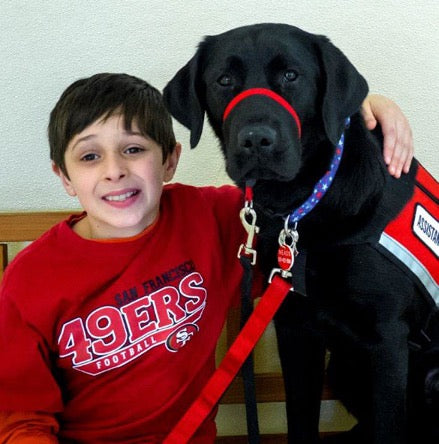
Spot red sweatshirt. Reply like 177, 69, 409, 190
0, 184, 246, 443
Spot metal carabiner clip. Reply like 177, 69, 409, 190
237, 207, 260, 265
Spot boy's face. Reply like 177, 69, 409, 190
53, 113, 180, 239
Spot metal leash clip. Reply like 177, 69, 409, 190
269, 224, 299, 283
237, 206, 260, 265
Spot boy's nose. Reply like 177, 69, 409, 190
104, 156, 127, 181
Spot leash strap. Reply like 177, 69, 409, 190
239, 255, 260, 443
237, 185, 261, 442
163, 275, 292, 444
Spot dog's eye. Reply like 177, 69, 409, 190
217, 74, 233, 87
283, 70, 298, 82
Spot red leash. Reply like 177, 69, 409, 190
163, 275, 292, 444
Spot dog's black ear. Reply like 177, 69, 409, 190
163, 52, 205, 148
317, 37, 369, 145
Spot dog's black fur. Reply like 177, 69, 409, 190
164, 23, 439, 444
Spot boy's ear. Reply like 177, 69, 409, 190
164, 143, 182, 182
52, 162, 77, 197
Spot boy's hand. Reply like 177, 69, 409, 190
362, 94, 414, 178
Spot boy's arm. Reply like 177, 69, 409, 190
362, 94, 414, 178
0, 411, 59, 443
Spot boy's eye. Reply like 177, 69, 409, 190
80, 153, 99, 162
125, 146, 144, 154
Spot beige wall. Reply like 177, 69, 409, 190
1, 0, 438, 436
0, 0, 438, 211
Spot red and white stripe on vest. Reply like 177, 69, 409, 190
378, 164, 438, 304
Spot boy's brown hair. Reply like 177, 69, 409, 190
48, 73, 177, 177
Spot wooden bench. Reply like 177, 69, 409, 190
0, 211, 354, 442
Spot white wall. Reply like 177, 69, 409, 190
1, 1, 437, 436
1, 0, 438, 211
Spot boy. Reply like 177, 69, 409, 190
0, 73, 413, 443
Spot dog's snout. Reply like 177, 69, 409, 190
238, 125, 277, 154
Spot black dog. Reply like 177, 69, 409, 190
164, 23, 439, 444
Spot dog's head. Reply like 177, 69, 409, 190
164, 23, 368, 188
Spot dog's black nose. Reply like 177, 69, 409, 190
238, 125, 277, 155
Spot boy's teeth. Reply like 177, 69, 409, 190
105, 191, 136, 201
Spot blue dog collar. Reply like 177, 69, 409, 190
285, 117, 351, 228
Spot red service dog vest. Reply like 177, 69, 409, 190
378, 164, 438, 305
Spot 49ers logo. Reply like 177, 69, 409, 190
166, 324, 199, 352
57, 272, 206, 375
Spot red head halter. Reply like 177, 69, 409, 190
222, 87, 302, 138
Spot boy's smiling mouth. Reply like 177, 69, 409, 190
103, 189, 140, 202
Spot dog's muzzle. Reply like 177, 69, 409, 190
221, 87, 303, 183
222, 88, 302, 138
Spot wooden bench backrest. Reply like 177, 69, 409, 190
0, 212, 72, 280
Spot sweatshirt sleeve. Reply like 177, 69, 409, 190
0, 283, 63, 412
0, 411, 59, 443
